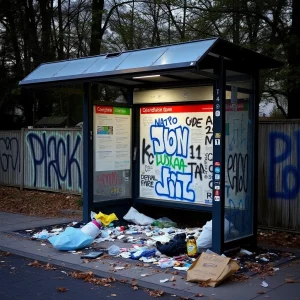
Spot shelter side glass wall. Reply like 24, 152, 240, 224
224, 71, 254, 242
92, 85, 132, 203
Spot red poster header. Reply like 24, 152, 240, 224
95, 106, 113, 114
140, 104, 213, 114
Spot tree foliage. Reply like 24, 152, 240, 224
0, 0, 299, 128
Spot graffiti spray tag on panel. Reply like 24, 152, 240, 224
140, 104, 213, 204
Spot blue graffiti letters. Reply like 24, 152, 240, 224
150, 125, 189, 157
155, 166, 195, 202
27, 132, 82, 190
155, 116, 178, 126
268, 131, 300, 199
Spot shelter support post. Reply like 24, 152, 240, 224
83, 83, 93, 223
212, 57, 225, 254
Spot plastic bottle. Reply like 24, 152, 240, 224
80, 220, 101, 238
187, 235, 197, 257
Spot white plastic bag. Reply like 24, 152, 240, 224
196, 219, 239, 250
123, 207, 155, 225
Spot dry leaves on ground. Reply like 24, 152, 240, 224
194, 293, 204, 297
56, 287, 68, 292
285, 278, 298, 283
258, 230, 300, 248
257, 290, 265, 294
144, 289, 164, 298
69, 271, 116, 287
0, 186, 82, 217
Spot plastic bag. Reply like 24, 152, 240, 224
123, 207, 155, 226
152, 217, 177, 228
196, 219, 239, 250
158, 258, 175, 268
107, 245, 121, 256
48, 227, 94, 251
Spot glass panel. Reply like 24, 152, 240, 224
224, 71, 254, 242
139, 103, 214, 205
116, 47, 168, 70
86, 53, 131, 74
54, 57, 101, 77
153, 39, 216, 66
24, 61, 68, 81
93, 105, 132, 202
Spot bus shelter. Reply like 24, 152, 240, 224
19, 38, 282, 254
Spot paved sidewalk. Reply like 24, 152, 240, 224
1, 212, 300, 300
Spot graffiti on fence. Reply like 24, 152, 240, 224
268, 130, 300, 200
0, 136, 20, 172
26, 131, 82, 191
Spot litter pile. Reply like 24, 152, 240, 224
21, 207, 297, 286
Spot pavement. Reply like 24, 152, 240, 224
0, 212, 300, 300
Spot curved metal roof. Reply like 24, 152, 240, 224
19, 38, 282, 87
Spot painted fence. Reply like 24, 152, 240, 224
258, 120, 300, 231
1, 122, 300, 230
0, 129, 82, 194
0, 131, 22, 186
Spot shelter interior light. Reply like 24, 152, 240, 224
132, 75, 161, 79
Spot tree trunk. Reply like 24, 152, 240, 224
287, 0, 300, 118
90, 0, 104, 55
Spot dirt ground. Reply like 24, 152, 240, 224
0, 186, 82, 218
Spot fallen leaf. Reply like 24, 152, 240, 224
257, 291, 265, 294
120, 279, 128, 283
286, 278, 297, 283
56, 287, 68, 292
148, 290, 164, 298
28, 260, 41, 267
45, 263, 57, 270
194, 294, 204, 297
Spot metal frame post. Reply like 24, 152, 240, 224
212, 57, 226, 254
83, 83, 93, 223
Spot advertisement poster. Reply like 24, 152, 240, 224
93, 106, 131, 200
94, 106, 131, 172
225, 102, 249, 208
140, 104, 213, 205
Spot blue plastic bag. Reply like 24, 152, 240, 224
48, 227, 94, 251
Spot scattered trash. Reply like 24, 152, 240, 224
25, 230, 33, 232
119, 252, 131, 259
107, 245, 121, 256
158, 258, 175, 268
48, 227, 94, 251
156, 233, 187, 256
32, 230, 51, 240
41, 243, 46, 246
240, 249, 253, 255
160, 278, 169, 283
141, 274, 150, 277
95, 212, 118, 226
196, 219, 239, 250
51, 228, 63, 233
80, 220, 101, 238
114, 266, 125, 270
260, 257, 270, 262
153, 217, 177, 228
261, 281, 269, 288
123, 207, 155, 226
273, 268, 280, 271
187, 252, 240, 287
